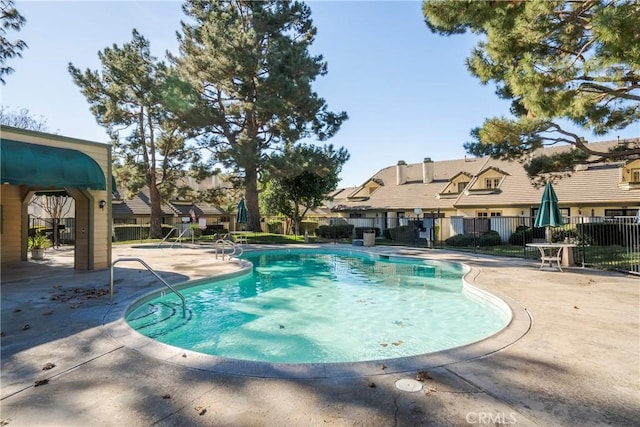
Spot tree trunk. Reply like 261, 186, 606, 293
149, 181, 163, 239
244, 167, 261, 232
293, 204, 301, 236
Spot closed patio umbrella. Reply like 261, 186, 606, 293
534, 182, 563, 242
236, 198, 247, 226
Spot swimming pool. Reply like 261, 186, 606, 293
126, 248, 511, 364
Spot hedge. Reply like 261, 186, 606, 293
388, 225, 418, 242
508, 225, 533, 245
577, 222, 640, 246
445, 230, 502, 247
317, 224, 354, 239
267, 220, 284, 234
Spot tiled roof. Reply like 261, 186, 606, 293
170, 201, 226, 216
329, 139, 640, 211
112, 189, 175, 216
112, 187, 225, 216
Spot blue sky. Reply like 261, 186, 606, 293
3, 1, 638, 187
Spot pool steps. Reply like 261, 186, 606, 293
110, 257, 187, 318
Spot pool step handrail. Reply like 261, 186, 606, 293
170, 226, 191, 247
110, 257, 186, 318
157, 227, 178, 247
215, 238, 243, 260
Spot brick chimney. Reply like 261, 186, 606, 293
396, 160, 407, 185
422, 157, 434, 184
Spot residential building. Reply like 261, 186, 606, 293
324, 139, 640, 241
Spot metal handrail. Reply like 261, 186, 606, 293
214, 238, 243, 260
170, 226, 191, 247
158, 227, 177, 247
214, 239, 234, 260
110, 257, 186, 318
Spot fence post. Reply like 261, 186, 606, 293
521, 216, 526, 259
580, 216, 585, 267
473, 218, 477, 254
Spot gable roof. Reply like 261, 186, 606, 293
170, 201, 226, 216
112, 187, 176, 216
328, 139, 640, 212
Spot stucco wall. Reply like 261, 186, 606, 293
0, 185, 24, 264
1, 127, 111, 270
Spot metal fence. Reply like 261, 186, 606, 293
31, 214, 640, 274
28, 216, 76, 246
255, 215, 640, 274
381, 215, 640, 275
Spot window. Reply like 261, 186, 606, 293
457, 181, 468, 192
605, 208, 638, 217
349, 213, 363, 218
477, 211, 501, 217
631, 168, 640, 182
484, 177, 501, 189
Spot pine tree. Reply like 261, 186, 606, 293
175, 0, 347, 231
423, 0, 639, 179
69, 30, 202, 238
0, 0, 27, 84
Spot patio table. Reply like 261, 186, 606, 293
526, 243, 576, 272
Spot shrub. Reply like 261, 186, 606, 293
267, 220, 284, 234
445, 233, 476, 247
28, 233, 52, 249
478, 230, 502, 246
388, 225, 417, 242
445, 230, 502, 247
190, 224, 202, 238
508, 226, 533, 245
202, 224, 225, 236
577, 222, 639, 246
552, 227, 583, 244
317, 224, 354, 239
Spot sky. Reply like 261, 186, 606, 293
3, 0, 639, 188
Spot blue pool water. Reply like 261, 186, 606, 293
126, 249, 510, 364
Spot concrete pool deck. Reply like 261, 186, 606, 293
1, 244, 638, 426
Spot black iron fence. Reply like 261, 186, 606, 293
28, 216, 75, 246
382, 215, 640, 275
31, 214, 640, 274
251, 215, 639, 274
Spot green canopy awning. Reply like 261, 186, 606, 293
1, 139, 106, 190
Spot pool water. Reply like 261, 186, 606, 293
126, 249, 510, 364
